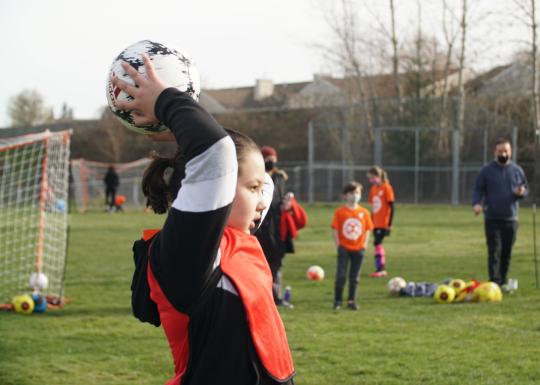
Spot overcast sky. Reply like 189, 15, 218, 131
0, 0, 530, 127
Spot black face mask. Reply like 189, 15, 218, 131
497, 155, 509, 164
265, 160, 275, 171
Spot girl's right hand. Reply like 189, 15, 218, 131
112, 54, 167, 127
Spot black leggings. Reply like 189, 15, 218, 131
373, 228, 388, 246
105, 187, 116, 208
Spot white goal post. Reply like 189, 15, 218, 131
0, 130, 71, 303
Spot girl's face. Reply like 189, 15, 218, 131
228, 150, 267, 233
368, 174, 381, 185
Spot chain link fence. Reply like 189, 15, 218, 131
279, 124, 518, 204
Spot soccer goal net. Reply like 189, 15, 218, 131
0, 130, 71, 303
70, 157, 151, 212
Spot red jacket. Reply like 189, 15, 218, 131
280, 197, 307, 241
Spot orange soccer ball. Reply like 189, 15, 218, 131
115, 195, 126, 206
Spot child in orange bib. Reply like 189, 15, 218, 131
367, 166, 395, 278
331, 181, 374, 310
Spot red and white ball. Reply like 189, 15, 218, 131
306, 265, 325, 281
106, 40, 201, 135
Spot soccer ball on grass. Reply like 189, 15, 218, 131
434, 285, 455, 303
29, 272, 49, 291
387, 277, 407, 295
306, 265, 325, 281
12, 294, 35, 315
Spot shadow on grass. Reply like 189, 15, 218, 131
43, 305, 132, 317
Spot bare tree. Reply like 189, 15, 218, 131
7, 89, 54, 127
389, 0, 401, 112
529, 0, 540, 131
363, 0, 402, 117
439, 0, 461, 130
59, 103, 74, 121
319, 0, 374, 129
456, 0, 468, 138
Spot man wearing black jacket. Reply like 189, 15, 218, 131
256, 146, 291, 307
472, 138, 528, 290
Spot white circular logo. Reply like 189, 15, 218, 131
342, 218, 363, 240
372, 196, 382, 213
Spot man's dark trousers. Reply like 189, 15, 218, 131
484, 219, 518, 286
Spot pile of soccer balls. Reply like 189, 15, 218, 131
10, 272, 50, 315
387, 276, 504, 303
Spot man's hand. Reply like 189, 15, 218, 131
515, 185, 526, 197
473, 204, 482, 216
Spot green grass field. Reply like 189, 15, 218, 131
1, 204, 540, 385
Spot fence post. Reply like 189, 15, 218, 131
308, 122, 314, 203
414, 128, 419, 204
451, 129, 460, 205
512, 126, 518, 162
294, 166, 301, 198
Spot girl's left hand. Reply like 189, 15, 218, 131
112, 54, 167, 127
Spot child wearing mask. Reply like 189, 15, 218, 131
331, 182, 373, 310
367, 166, 395, 278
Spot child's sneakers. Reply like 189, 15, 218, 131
333, 302, 342, 310
370, 270, 387, 278
346, 301, 358, 311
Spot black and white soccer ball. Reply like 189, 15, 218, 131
106, 40, 201, 135
387, 276, 406, 295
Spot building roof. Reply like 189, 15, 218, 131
200, 70, 463, 113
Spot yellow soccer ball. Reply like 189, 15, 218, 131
12, 294, 35, 315
434, 285, 456, 303
449, 279, 466, 294
475, 282, 503, 302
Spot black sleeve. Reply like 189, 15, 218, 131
155, 88, 226, 160
516, 166, 529, 200
149, 88, 236, 315
472, 168, 486, 206
271, 173, 286, 211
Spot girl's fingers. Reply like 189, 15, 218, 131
121, 61, 145, 84
142, 54, 158, 80
113, 77, 138, 98
114, 99, 136, 111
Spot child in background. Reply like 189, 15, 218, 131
367, 166, 395, 278
331, 181, 373, 310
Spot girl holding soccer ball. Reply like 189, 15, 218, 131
112, 55, 294, 384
